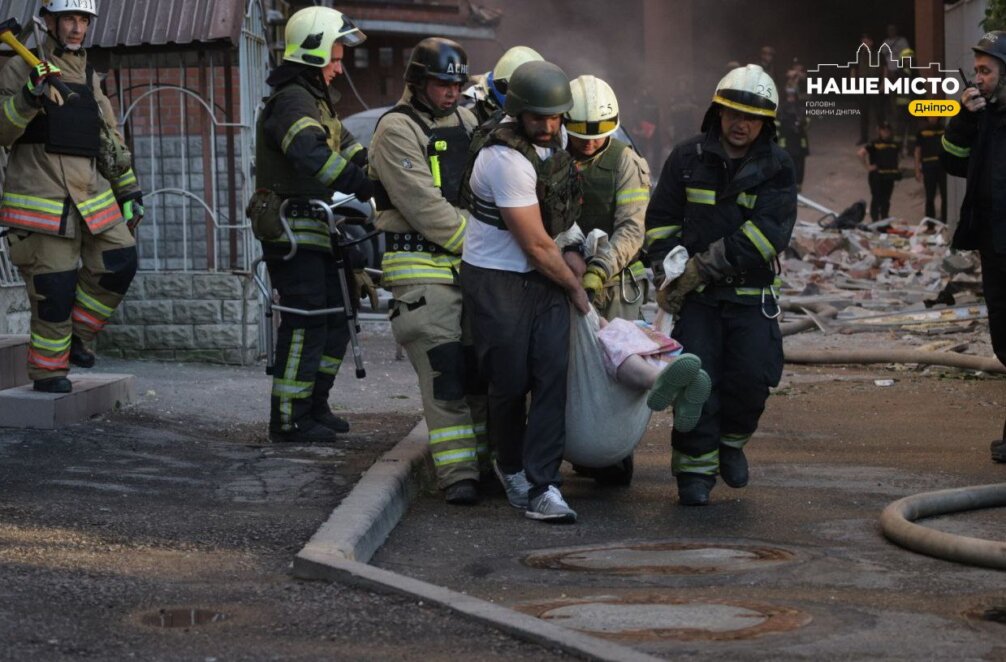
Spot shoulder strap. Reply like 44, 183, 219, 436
376, 103, 433, 139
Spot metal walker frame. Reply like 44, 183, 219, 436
250, 196, 379, 379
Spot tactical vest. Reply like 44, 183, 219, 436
372, 104, 471, 210
18, 63, 100, 158
460, 122, 581, 238
578, 139, 627, 236
255, 84, 345, 252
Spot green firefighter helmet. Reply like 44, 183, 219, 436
283, 6, 366, 67
503, 61, 573, 117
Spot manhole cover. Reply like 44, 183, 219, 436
141, 608, 228, 628
966, 606, 1006, 625
520, 596, 810, 641
523, 541, 796, 575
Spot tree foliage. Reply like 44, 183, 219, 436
983, 0, 1006, 31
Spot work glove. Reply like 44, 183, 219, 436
353, 177, 374, 203
581, 266, 606, 304
656, 257, 703, 315
122, 195, 144, 234
353, 269, 380, 310
26, 60, 60, 98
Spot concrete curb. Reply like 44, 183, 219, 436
295, 419, 430, 564
292, 419, 661, 662
294, 553, 662, 662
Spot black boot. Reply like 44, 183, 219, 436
444, 479, 479, 505
69, 335, 95, 369
992, 440, 1006, 464
676, 473, 716, 506
719, 445, 749, 488
268, 420, 337, 444
312, 409, 350, 433
33, 376, 72, 393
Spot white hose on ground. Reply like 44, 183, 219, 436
880, 484, 1006, 570
783, 348, 1006, 374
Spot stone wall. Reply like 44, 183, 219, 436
0, 285, 29, 335
99, 272, 261, 365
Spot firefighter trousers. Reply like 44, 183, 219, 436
389, 282, 487, 489
6, 222, 137, 380
266, 249, 351, 432
670, 297, 784, 476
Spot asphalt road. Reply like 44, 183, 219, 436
375, 364, 1006, 660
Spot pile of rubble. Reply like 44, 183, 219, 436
780, 200, 986, 338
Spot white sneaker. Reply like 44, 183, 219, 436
492, 459, 530, 509
525, 485, 577, 523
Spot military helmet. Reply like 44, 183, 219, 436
712, 64, 778, 118
973, 31, 1006, 69
565, 75, 620, 139
503, 61, 573, 117
488, 46, 543, 106
283, 7, 365, 68
404, 37, 469, 85
40, 0, 97, 15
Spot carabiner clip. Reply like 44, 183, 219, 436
761, 286, 781, 320
620, 266, 643, 304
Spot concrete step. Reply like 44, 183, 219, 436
0, 373, 135, 429
0, 335, 30, 390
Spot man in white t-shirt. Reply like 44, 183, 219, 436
460, 61, 589, 524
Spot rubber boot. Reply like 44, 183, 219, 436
992, 440, 1006, 464
719, 445, 749, 488
33, 376, 72, 393
268, 420, 337, 444
69, 335, 96, 369
676, 473, 715, 506
444, 478, 479, 505
312, 408, 350, 433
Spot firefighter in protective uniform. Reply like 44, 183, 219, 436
564, 75, 650, 321
368, 38, 486, 505
0, 0, 142, 393
645, 64, 797, 506
251, 6, 374, 444
462, 45, 544, 126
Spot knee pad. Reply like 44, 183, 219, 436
427, 341, 465, 401
33, 270, 77, 322
98, 246, 138, 294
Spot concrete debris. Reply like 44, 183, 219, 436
782, 208, 985, 337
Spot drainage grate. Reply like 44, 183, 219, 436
141, 608, 228, 628
523, 541, 797, 576
519, 595, 811, 641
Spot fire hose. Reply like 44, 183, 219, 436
880, 484, 1006, 570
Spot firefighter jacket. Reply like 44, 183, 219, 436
574, 137, 649, 286
645, 129, 797, 305
0, 40, 140, 238
369, 89, 476, 287
941, 104, 1006, 253
255, 68, 367, 254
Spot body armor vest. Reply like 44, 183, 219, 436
18, 64, 100, 157
372, 104, 471, 211
577, 138, 628, 236
461, 122, 581, 237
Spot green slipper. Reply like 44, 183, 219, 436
646, 353, 701, 412
673, 368, 711, 433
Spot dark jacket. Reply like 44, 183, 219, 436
941, 105, 1006, 253
644, 127, 797, 304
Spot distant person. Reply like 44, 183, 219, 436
858, 120, 901, 221
630, 84, 662, 174
941, 31, 1006, 464
756, 45, 777, 84
883, 24, 911, 77
777, 86, 809, 190
853, 33, 886, 145
914, 116, 946, 220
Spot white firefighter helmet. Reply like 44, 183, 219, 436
283, 6, 366, 67
488, 45, 543, 106
565, 75, 620, 139
712, 64, 778, 118
40, 0, 98, 16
